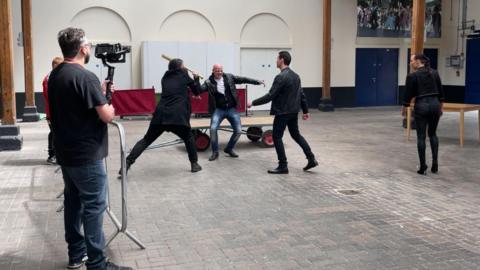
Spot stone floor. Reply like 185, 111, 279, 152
1, 107, 480, 270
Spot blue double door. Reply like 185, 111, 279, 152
465, 37, 480, 104
356, 48, 399, 106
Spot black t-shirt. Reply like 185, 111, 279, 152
48, 63, 108, 166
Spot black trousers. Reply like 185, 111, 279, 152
47, 122, 55, 158
414, 97, 441, 167
272, 113, 314, 166
127, 123, 198, 165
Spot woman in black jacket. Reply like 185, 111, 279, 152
124, 58, 202, 173
402, 54, 445, 175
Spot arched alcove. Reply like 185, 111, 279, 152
159, 10, 216, 41
240, 13, 291, 45
70, 7, 132, 42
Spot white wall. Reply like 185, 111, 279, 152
8, 0, 480, 93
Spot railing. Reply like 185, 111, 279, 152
106, 121, 146, 249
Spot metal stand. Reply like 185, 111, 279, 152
105, 121, 146, 249
145, 138, 183, 151
54, 166, 64, 212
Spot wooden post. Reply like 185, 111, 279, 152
0, 0, 23, 150
0, 0, 16, 125
319, 0, 334, 112
411, 0, 425, 56
21, 0, 40, 122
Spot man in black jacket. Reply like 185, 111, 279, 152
124, 58, 202, 173
248, 51, 318, 174
201, 64, 264, 161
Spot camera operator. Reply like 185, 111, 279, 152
48, 27, 132, 270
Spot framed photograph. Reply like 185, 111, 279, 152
357, 0, 442, 38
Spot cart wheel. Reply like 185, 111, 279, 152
246, 127, 263, 142
261, 130, 274, 147
194, 132, 210, 151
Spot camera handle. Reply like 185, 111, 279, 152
101, 58, 115, 104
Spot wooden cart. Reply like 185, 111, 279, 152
190, 115, 274, 151
145, 115, 274, 151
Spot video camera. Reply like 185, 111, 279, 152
95, 43, 131, 63
94, 43, 131, 102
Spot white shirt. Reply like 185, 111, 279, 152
215, 77, 225, 95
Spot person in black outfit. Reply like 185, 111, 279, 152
200, 64, 264, 161
124, 59, 202, 173
248, 51, 318, 174
402, 54, 445, 175
49, 27, 131, 270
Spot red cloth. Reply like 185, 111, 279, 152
42, 75, 50, 118
111, 88, 156, 116
189, 88, 247, 114
236, 88, 247, 113
190, 91, 210, 114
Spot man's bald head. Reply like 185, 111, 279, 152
212, 64, 223, 79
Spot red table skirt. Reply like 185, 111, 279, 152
111, 87, 247, 116
112, 89, 156, 116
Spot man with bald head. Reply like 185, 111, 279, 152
201, 64, 264, 161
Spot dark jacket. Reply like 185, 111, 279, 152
252, 67, 308, 115
151, 69, 200, 126
201, 73, 261, 113
403, 67, 444, 107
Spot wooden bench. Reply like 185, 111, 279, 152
406, 103, 480, 147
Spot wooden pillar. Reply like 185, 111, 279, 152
0, 0, 16, 125
319, 0, 334, 112
411, 0, 426, 56
0, 0, 23, 150
21, 0, 39, 122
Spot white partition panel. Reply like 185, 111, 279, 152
142, 41, 237, 92
206, 43, 237, 76
141, 41, 178, 91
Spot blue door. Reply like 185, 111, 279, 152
356, 49, 378, 106
465, 37, 480, 104
356, 48, 399, 106
377, 49, 399, 106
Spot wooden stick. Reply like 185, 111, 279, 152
161, 54, 204, 79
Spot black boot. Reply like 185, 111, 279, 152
268, 164, 288, 174
224, 149, 239, 158
303, 158, 318, 171
191, 162, 202, 173
118, 159, 132, 178
417, 164, 428, 175
209, 152, 219, 161
431, 163, 438, 173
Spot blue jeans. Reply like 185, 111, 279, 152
61, 160, 107, 270
210, 108, 242, 153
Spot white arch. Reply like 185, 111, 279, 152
240, 13, 292, 45
159, 10, 216, 41
70, 7, 132, 42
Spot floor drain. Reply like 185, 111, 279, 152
336, 189, 361, 195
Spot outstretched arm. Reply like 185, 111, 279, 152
232, 75, 264, 86
250, 75, 283, 106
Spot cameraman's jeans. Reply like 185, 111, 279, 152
210, 108, 241, 153
414, 96, 441, 167
61, 160, 107, 270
